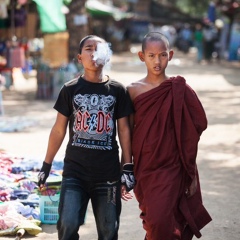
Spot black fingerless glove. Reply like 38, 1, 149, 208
38, 161, 52, 187
121, 163, 135, 192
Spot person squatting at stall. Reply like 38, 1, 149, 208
127, 32, 212, 240
37, 35, 135, 240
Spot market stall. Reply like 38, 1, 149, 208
0, 150, 63, 238
0, 0, 39, 89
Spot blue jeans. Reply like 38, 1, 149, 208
57, 177, 121, 240
195, 41, 203, 62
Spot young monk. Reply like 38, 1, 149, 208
127, 32, 212, 240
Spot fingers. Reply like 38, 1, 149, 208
121, 185, 133, 201
39, 183, 46, 190
122, 192, 133, 201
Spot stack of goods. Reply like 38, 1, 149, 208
0, 150, 63, 237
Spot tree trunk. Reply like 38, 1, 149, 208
66, 0, 89, 62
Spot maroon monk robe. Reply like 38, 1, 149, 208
132, 76, 212, 240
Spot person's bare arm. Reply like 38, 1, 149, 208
117, 116, 132, 166
117, 116, 134, 200
44, 112, 68, 164
129, 113, 134, 136
38, 112, 68, 188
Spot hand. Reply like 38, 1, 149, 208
185, 175, 197, 198
121, 185, 133, 201
38, 161, 52, 188
121, 163, 135, 192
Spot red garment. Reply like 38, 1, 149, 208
132, 76, 212, 240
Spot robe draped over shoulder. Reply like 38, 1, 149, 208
132, 76, 211, 239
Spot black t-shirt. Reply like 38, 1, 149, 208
54, 76, 134, 182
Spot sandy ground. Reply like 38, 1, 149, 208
0, 47, 240, 240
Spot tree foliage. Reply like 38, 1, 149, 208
174, 0, 211, 17
172, 0, 240, 20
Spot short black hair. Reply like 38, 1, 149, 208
142, 32, 170, 52
78, 35, 105, 53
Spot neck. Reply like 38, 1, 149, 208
82, 72, 107, 83
145, 73, 168, 85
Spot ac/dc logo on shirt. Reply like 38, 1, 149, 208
72, 93, 116, 150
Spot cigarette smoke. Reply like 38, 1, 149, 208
93, 42, 112, 67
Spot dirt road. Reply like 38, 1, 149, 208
1, 47, 240, 239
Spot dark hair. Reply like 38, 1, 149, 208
142, 32, 170, 52
78, 35, 104, 53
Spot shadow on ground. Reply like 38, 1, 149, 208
197, 157, 240, 239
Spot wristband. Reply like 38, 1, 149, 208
121, 163, 135, 192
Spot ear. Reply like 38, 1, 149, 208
138, 51, 145, 62
168, 50, 174, 61
77, 54, 82, 63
